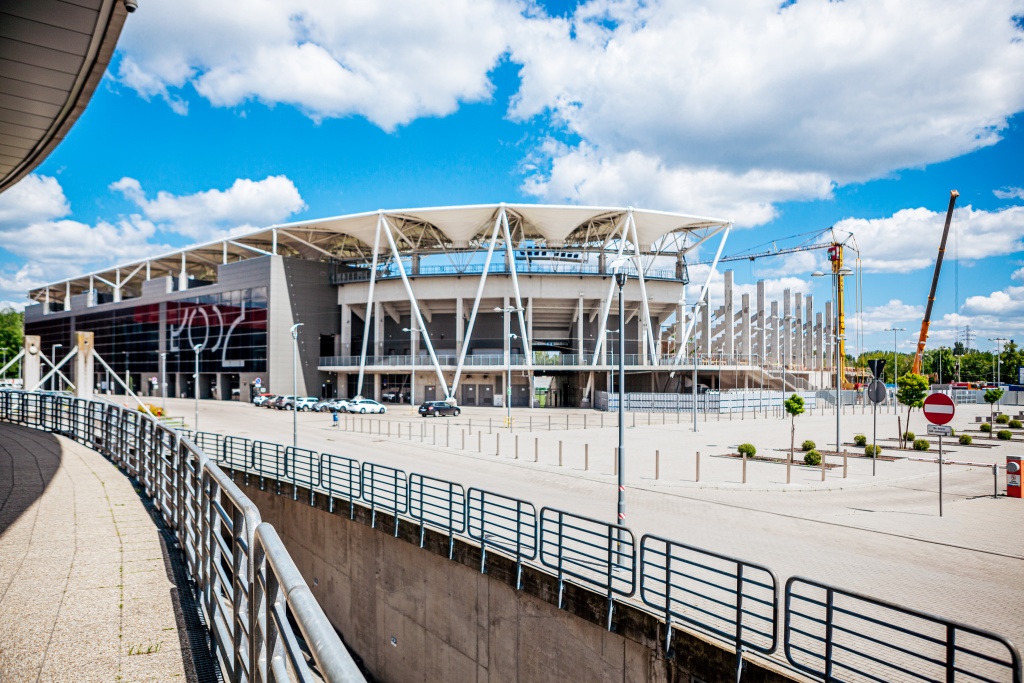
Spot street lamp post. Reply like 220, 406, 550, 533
614, 269, 627, 534
884, 327, 905, 410
989, 338, 1009, 385
814, 267, 853, 451
159, 352, 167, 414
692, 305, 699, 433
291, 323, 304, 448
192, 343, 204, 430
494, 306, 524, 427
51, 344, 63, 391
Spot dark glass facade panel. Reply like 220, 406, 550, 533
166, 287, 267, 373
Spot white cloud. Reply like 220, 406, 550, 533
833, 205, 1024, 273
512, 0, 1024, 218
115, 0, 521, 130
1011, 267, 1024, 281
522, 142, 833, 226
962, 284, 1024, 316
111, 175, 306, 239
994, 186, 1024, 200
0, 174, 70, 227
851, 299, 926, 334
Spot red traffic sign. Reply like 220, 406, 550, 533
923, 393, 955, 425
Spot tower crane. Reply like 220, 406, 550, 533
911, 190, 959, 376
693, 228, 860, 387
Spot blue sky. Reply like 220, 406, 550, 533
1, 0, 1023, 356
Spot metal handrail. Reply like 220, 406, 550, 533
785, 576, 1022, 683
639, 535, 779, 670
467, 487, 537, 589
409, 473, 466, 558
0, 391, 365, 683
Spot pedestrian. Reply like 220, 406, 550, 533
332, 409, 339, 428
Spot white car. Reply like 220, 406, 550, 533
345, 399, 386, 414
293, 396, 319, 411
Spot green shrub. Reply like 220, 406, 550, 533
958, 434, 973, 445
996, 414, 1009, 424
903, 431, 915, 442
1010, 419, 1022, 429
864, 444, 882, 457
981, 423, 992, 433
803, 450, 822, 466
853, 434, 867, 447
997, 430, 1012, 440
913, 438, 931, 451
801, 439, 816, 452
737, 443, 756, 458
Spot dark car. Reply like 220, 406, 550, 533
418, 401, 460, 417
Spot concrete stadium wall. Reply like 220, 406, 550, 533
233, 473, 794, 683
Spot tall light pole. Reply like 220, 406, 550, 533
159, 352, 167, 413
291, 323, 304, 448
403, 326, 424, 407
192, 343, 204, 430
989, 338, 1008, 385
494, 306, 523, 427
51, 343, 63, 391
814, 267, 853, 451
692, 305, 699, 432
884, 327, 905, 401
613, 268, 628, 535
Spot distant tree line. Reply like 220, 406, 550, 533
0, 307, 23, 378
856, 340, 1021, 385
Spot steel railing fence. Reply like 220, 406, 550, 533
785, 577, 1022, 683
0, 391, 364, 683
6, 390, 1021, 683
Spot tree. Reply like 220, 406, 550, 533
784, 393, 805, 484
0, 307, 24, 379
896, 373, 929, 449
984, 388, 1004, 425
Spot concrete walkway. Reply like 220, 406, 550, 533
0, 423, 194, 682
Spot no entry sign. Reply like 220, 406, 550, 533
923, 393, 955, 425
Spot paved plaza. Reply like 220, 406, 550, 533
170, 397, 1024, 648
0, 423, 196, 682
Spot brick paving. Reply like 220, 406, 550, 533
0, 423, 192, 683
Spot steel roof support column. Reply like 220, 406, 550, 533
452, 211, 503, 395
499, 206, 531, 365
355, 215, 383, 398
591, 214, 630, 367
627, 211, 659, 366
380, 215, 451, 399
179, 252, 187, 291
669, 222, 732, 367
64, 281, 71, 311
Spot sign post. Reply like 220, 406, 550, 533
867, 360, 887, 477
923, 393, 955, 516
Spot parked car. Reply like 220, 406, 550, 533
293, 397, 319, 411
418, 401, 460, 417
263, 395, 281, 408
345, 399, 386, 414
274, 395, 297, 410
312, 399, 334, 412
252, 393, 274, 406
328, 399, 351, 412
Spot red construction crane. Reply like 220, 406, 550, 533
911, 190, 959, 376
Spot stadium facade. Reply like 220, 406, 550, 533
23, 204, 839, 407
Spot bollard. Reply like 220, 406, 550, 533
656, 450, 660, 480
530, 416, 533, 431
843, 449, 848, 479
821, 451, 826, 481
742, 451, 747, 484
601, 413, 604, 429
567, 415, 570, 430
993, 463, 999, 498
549, 415, 552, 431
388, 421, 391, 437
632, 413, 636, 428
535, 437, 539, 462
433, 424, 437, 445
496, 432, 500, 456
559, 441, 563, 467
446, 422, 450, 447
478, 431, 482, 453
469, 418, 472, 433
696, 451, 701, 482
489, 418, 493, 434
515, 435, 519, 460
584, 414, 587, 430
585, 444, 589, 471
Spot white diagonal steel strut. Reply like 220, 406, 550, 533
355, 214, 384, 398
591, 214, 630, 366
499, 207, 531, 365
0, 349, 24, 377
30, 347, 78, 392
671, 222, 732, 366
380, 216, 451, 399
628, 210, 659, 366
92, 351, 155, 415
452, 210, 503, 396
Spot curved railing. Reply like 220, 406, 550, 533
0, 391, 365, 683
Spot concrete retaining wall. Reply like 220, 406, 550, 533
232, 472, 795, 683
